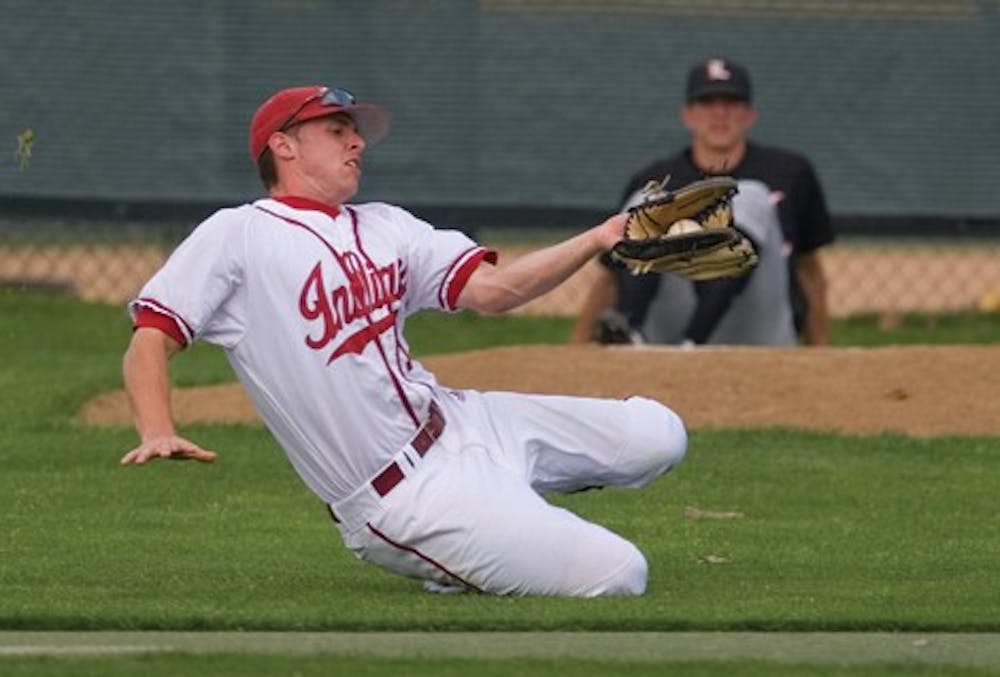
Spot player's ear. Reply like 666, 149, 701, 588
268, 131, 297, 160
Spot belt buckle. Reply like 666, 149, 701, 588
372, 461, 404, 497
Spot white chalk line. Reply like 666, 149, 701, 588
1, 632, 998, 666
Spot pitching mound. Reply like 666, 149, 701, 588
80, 345, 999, 437
416, 344, 997, 437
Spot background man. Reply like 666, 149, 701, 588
573, 56, 834, 346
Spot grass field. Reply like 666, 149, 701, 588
1, 290, 998, 674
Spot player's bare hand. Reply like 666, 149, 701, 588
120, 435, 217, 466
594, 213, 629, 251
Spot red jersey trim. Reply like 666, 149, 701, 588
271, 196, 341, 220
328, 310, 398, 364
440, 247, 497, 310
366, 522, 482, 593
133, 306, 188, 347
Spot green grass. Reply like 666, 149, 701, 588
2, 631, 999, 674
830, 312, 1000, 346
3, 654, 997, 677
1, 290, 998, 672
3, 423, 998, 631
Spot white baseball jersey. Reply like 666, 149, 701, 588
131, 197, 495, 503
132, 195, 689, 596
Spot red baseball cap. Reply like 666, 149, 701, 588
249, 85, 390, 160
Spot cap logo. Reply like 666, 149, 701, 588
706, 59, 732, 82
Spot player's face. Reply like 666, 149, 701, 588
281, 113, 367, 203
682, 96, 758, 155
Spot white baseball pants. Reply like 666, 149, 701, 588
330, 390, 686, 597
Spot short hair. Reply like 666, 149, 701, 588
257, 148, 277, 189
255, 125, 301, 189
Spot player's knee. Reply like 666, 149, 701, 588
597, 544, 648, 597
623, 396, 687, 481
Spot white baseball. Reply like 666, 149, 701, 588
667, 219, 703, 236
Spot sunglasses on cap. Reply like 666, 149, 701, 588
278, 87, 357, 131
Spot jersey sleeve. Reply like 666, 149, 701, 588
129, 207, 249, 348
732, 180, 779, 250
385, 206, 497, 313
792, 160, 835, 254
777, 157, 834, 256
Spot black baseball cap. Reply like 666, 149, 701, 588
686, 57, 752, 103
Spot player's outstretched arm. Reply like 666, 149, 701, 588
457, 213, 627, 314
119, 327, 217, 466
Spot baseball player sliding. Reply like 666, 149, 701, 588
120, 85, 687, 596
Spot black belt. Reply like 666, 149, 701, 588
327, 402, 446, 523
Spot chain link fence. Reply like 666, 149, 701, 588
2, 216, 998, 319
509, 235, 1000, 319
2, 2, 999, 326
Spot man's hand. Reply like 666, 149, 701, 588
610, 176, 758, 280
120, 435, 217, 465
594, 213, 629, 251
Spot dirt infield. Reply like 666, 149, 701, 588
80, 345, 1000, 437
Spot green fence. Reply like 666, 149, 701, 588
2, 1, 999, 317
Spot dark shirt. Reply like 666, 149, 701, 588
606, 142, 834, 340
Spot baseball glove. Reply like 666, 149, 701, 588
610, 176, 758, 280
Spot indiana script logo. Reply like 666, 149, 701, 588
298, 254, 406, 364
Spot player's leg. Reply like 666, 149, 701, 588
616, 266, 662, 332
355, 445, 648, 596
330, 390, 680, 596
480, 391, 687, 494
